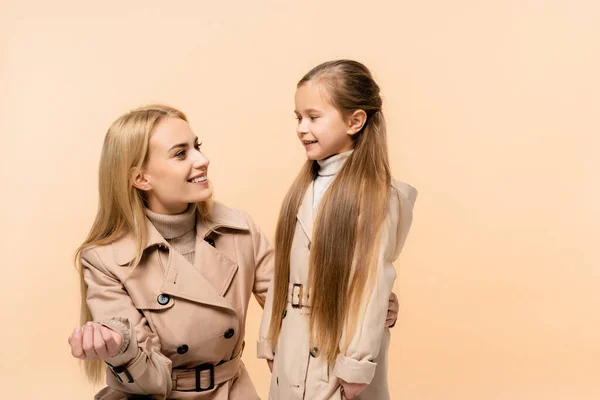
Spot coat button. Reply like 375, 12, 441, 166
224, 328, 235, 339
282, 309, 287, 319
310, 347, 319, 357
204, 237, 215, 247
177, 345, 188, 354
157, 294, 170, 305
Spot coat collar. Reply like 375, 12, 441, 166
296, 183, 314, 243
113, 202, 249, 266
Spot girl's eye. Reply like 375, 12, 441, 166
295, 116, 301, 122
310, 115, 318, 121
194, 142, 202, 150
176, 150, 186, 158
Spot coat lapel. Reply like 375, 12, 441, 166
112, 202, 250, 312
160, 246, 235, 311
296, 183, 314, 244
190, 232, 238, 297
162, 202, 250, 311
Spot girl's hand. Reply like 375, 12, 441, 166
339, 378, 367, 399
68, 321, 122, 361
385, 291, 399, 328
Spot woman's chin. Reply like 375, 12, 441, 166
190, 190, 213, 203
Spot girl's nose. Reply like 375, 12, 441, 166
297, 119, 309, 135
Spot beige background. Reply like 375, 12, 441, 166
1, 0, 599, 399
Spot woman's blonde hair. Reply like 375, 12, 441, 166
269, 60, 393, 365
74, 104, 211, 383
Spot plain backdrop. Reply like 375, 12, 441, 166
1, 0, 598, 398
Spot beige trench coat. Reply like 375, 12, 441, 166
83, 202, 273, 400
257, 180, 417, 400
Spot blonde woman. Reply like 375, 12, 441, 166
258, 60, 417, 399
68, 104, 400, 399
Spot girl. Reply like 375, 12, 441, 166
67, 104, 400, 399
257, 60, 417, 400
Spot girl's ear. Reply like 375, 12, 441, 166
131, 167, 152, 191
346, 110, 367, 136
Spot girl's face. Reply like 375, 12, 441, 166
134, 117, 212, 215
294, 82, 355, 161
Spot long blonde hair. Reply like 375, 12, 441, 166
75, 104, 211, 383
269, 60, 392, 365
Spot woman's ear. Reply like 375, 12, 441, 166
131, 167, 152, 191
346, 109, 367, 136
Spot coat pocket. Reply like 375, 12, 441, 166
306, 349, 329, 383
269, 356, 280, 399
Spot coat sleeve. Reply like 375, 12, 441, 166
82, 248, 173, 399
333, 182, 417, 384
246, 213, 275, 308
239, 215, 276, 361
256, 278, 276, 360
244, 213, 276, 360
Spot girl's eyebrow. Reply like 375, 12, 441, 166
294, 108, 321, 114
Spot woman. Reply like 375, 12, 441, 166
67, 104, 399, 399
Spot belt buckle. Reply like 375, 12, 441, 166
292, 283, 303, 309
178, 363, 215, 392
196, 363, 215, 392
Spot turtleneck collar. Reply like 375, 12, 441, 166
144, 204, 196, 240
316, 150, 353, 177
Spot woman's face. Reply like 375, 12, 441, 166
135, 117, 212, 214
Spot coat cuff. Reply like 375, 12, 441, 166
99, 317, 138, 367
333, 354, 377, 384
257, 338, 274, 360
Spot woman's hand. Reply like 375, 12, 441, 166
68, 321, 122, 361
339, 378, 367, 399
385, 291, 399, 328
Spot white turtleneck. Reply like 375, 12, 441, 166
313, 150, 353, 211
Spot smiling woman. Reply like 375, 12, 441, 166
67, 104, 275, 400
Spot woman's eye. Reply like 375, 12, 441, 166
176, 150, 186, 158
310, 115, 318, 121
194, 142, 202, 150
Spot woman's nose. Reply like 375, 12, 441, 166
192, 152, 209, 168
